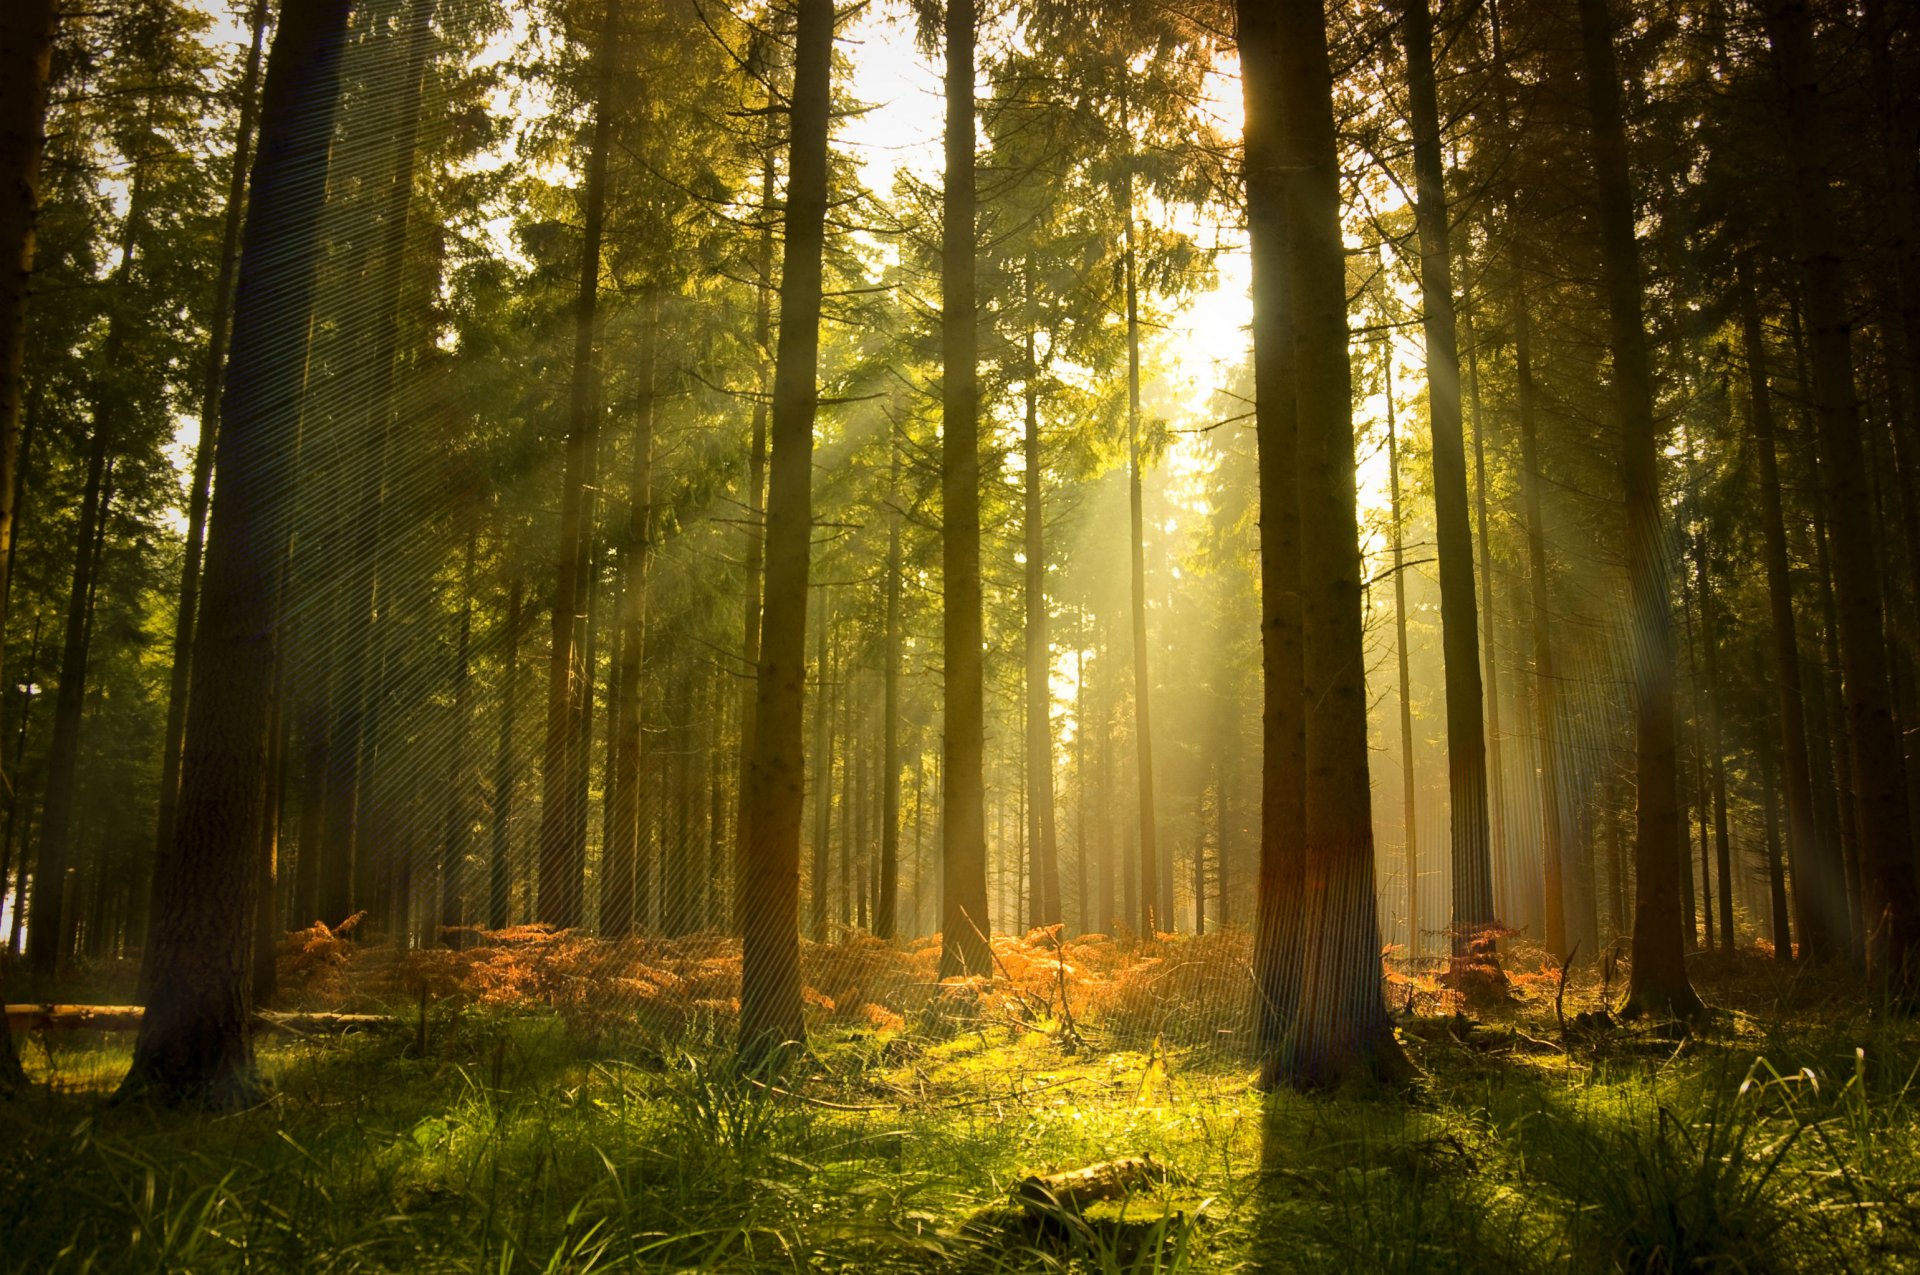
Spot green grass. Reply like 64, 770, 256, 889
5, 954, 1920, 1272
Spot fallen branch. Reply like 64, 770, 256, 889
5, 1005, 398, 1034
1016, 1156, 1168, 1214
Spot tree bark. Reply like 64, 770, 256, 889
537, 0, 616, 930
1236, 0, 1307, 1067
1401, 0, 1495, 966
938, 0, 991, 978
1576, 0, 1701, 1020
118, 0, 353, 1108
738, 0, 832, 1062
1763, 0, 1920, 996
1273, 0, 1402, 1087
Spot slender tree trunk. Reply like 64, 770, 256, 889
809, 592, 831, 938
738, 0, 832, 1062
1512, 284, 1568, 958
1237, 0, 1307, 1066
1763, 0, 1919, 996
605, 310, 656, 938
938, 0, 991, 977
437, 518, 477, 944
118, 0, 352, 1107
1401, 0, 1495, 967
1741, 274, 1833, 960
1385, 358, 1419, 964
1464, 307, 1510, 929
1023, 322, 1060, 928
153, 0, 268, 894
538, 0, 616, 930
879, 429, 902, 939
1577, 0, 1701, 1020
1691, 461, 1734, 954
1760, 745, 1793, 960
488, 575, 521, 929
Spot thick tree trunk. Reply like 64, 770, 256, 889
1236, 0, 1307, 1066
1763, 0, 1920, 996
118, 0, 352, 1108
152, 0, 268, 903
1577, 0, 1701, 1020
1273, 0, 1402, 1088
738, 0, 832, 1062
1401, 0, 1495, 965
938, 0, 991, 978
537, 0, 615, 930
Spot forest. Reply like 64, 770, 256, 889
1, 0, 1918, 1267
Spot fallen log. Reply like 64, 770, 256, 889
1015, 1156, 1168, 1214
5, 1005, 398, 1034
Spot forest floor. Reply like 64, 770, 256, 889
4, 930, 1919, 1272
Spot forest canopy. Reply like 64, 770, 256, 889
2, 0, 1919, 1268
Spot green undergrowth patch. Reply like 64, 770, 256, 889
5, 955, 1920, 1271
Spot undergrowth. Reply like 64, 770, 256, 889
4, 937, 1919, 1272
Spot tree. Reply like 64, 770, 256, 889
1576, 0, 1701, 1021
739, 0, 835, 1063
937, 0, 990, 978
0, 0, 58, 1092
117, 0, 354, 1107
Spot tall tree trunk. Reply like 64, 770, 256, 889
488, 575, 521, 929
1763, 0, 1920, 996
878, 428, 902, 940
1274, 0, 1402, 1088
605, 310, 656, 938
809, 593, 831, 938
1401, 0, 1495, 968
1760, 745, 1793, 961
152, 0, 268, 901
1512, 283, 1567, 957
537, 0, 615, 930
738, 0, 832, 1062
118, 0, 352, 1107
438, 517, 477, 943
321, 0, 434, 934
1691, 456, 1735, 954
1385, 358, 1419, 964
1119, 169, 1162, 937
1577, 0, 1702, 1020
1741, 274, 1834, 960
1464, 308, 1510, 930
1236, 0, 1307, 1066
1023, 321, 1060, 928
938, 0, 991, 977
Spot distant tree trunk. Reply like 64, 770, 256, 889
1741, 275, 1834, 960
1401, 0, 1495, 969
1511, 284, 1567, 957
1117, 172, 1162, 937
1023, 322, 1060, 928
1273, 0, 1402, 1087
1760, 746, 1793, 960
879, 430, 902, 940
1577, 0, 1701, 1020
809, 593, 831, 938
738, 0, 832, 1062
438, 518, 477, 944
1691, 465, 1734, 954
537, 0, 615, 930
152, 0, 268, 909
321, 0, 434, 934
117, 0, 352, 1108
1464, 308, 1510, 928
1763, 0, 1920, 996
938, 0, 991, 978
1236, 0, 1307, 1066
1385, 359, 1418, 963
733, 107, 777, 935
1682, 571, 1714, 949
488, 575, 521, 929
605, 310, 656, 938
